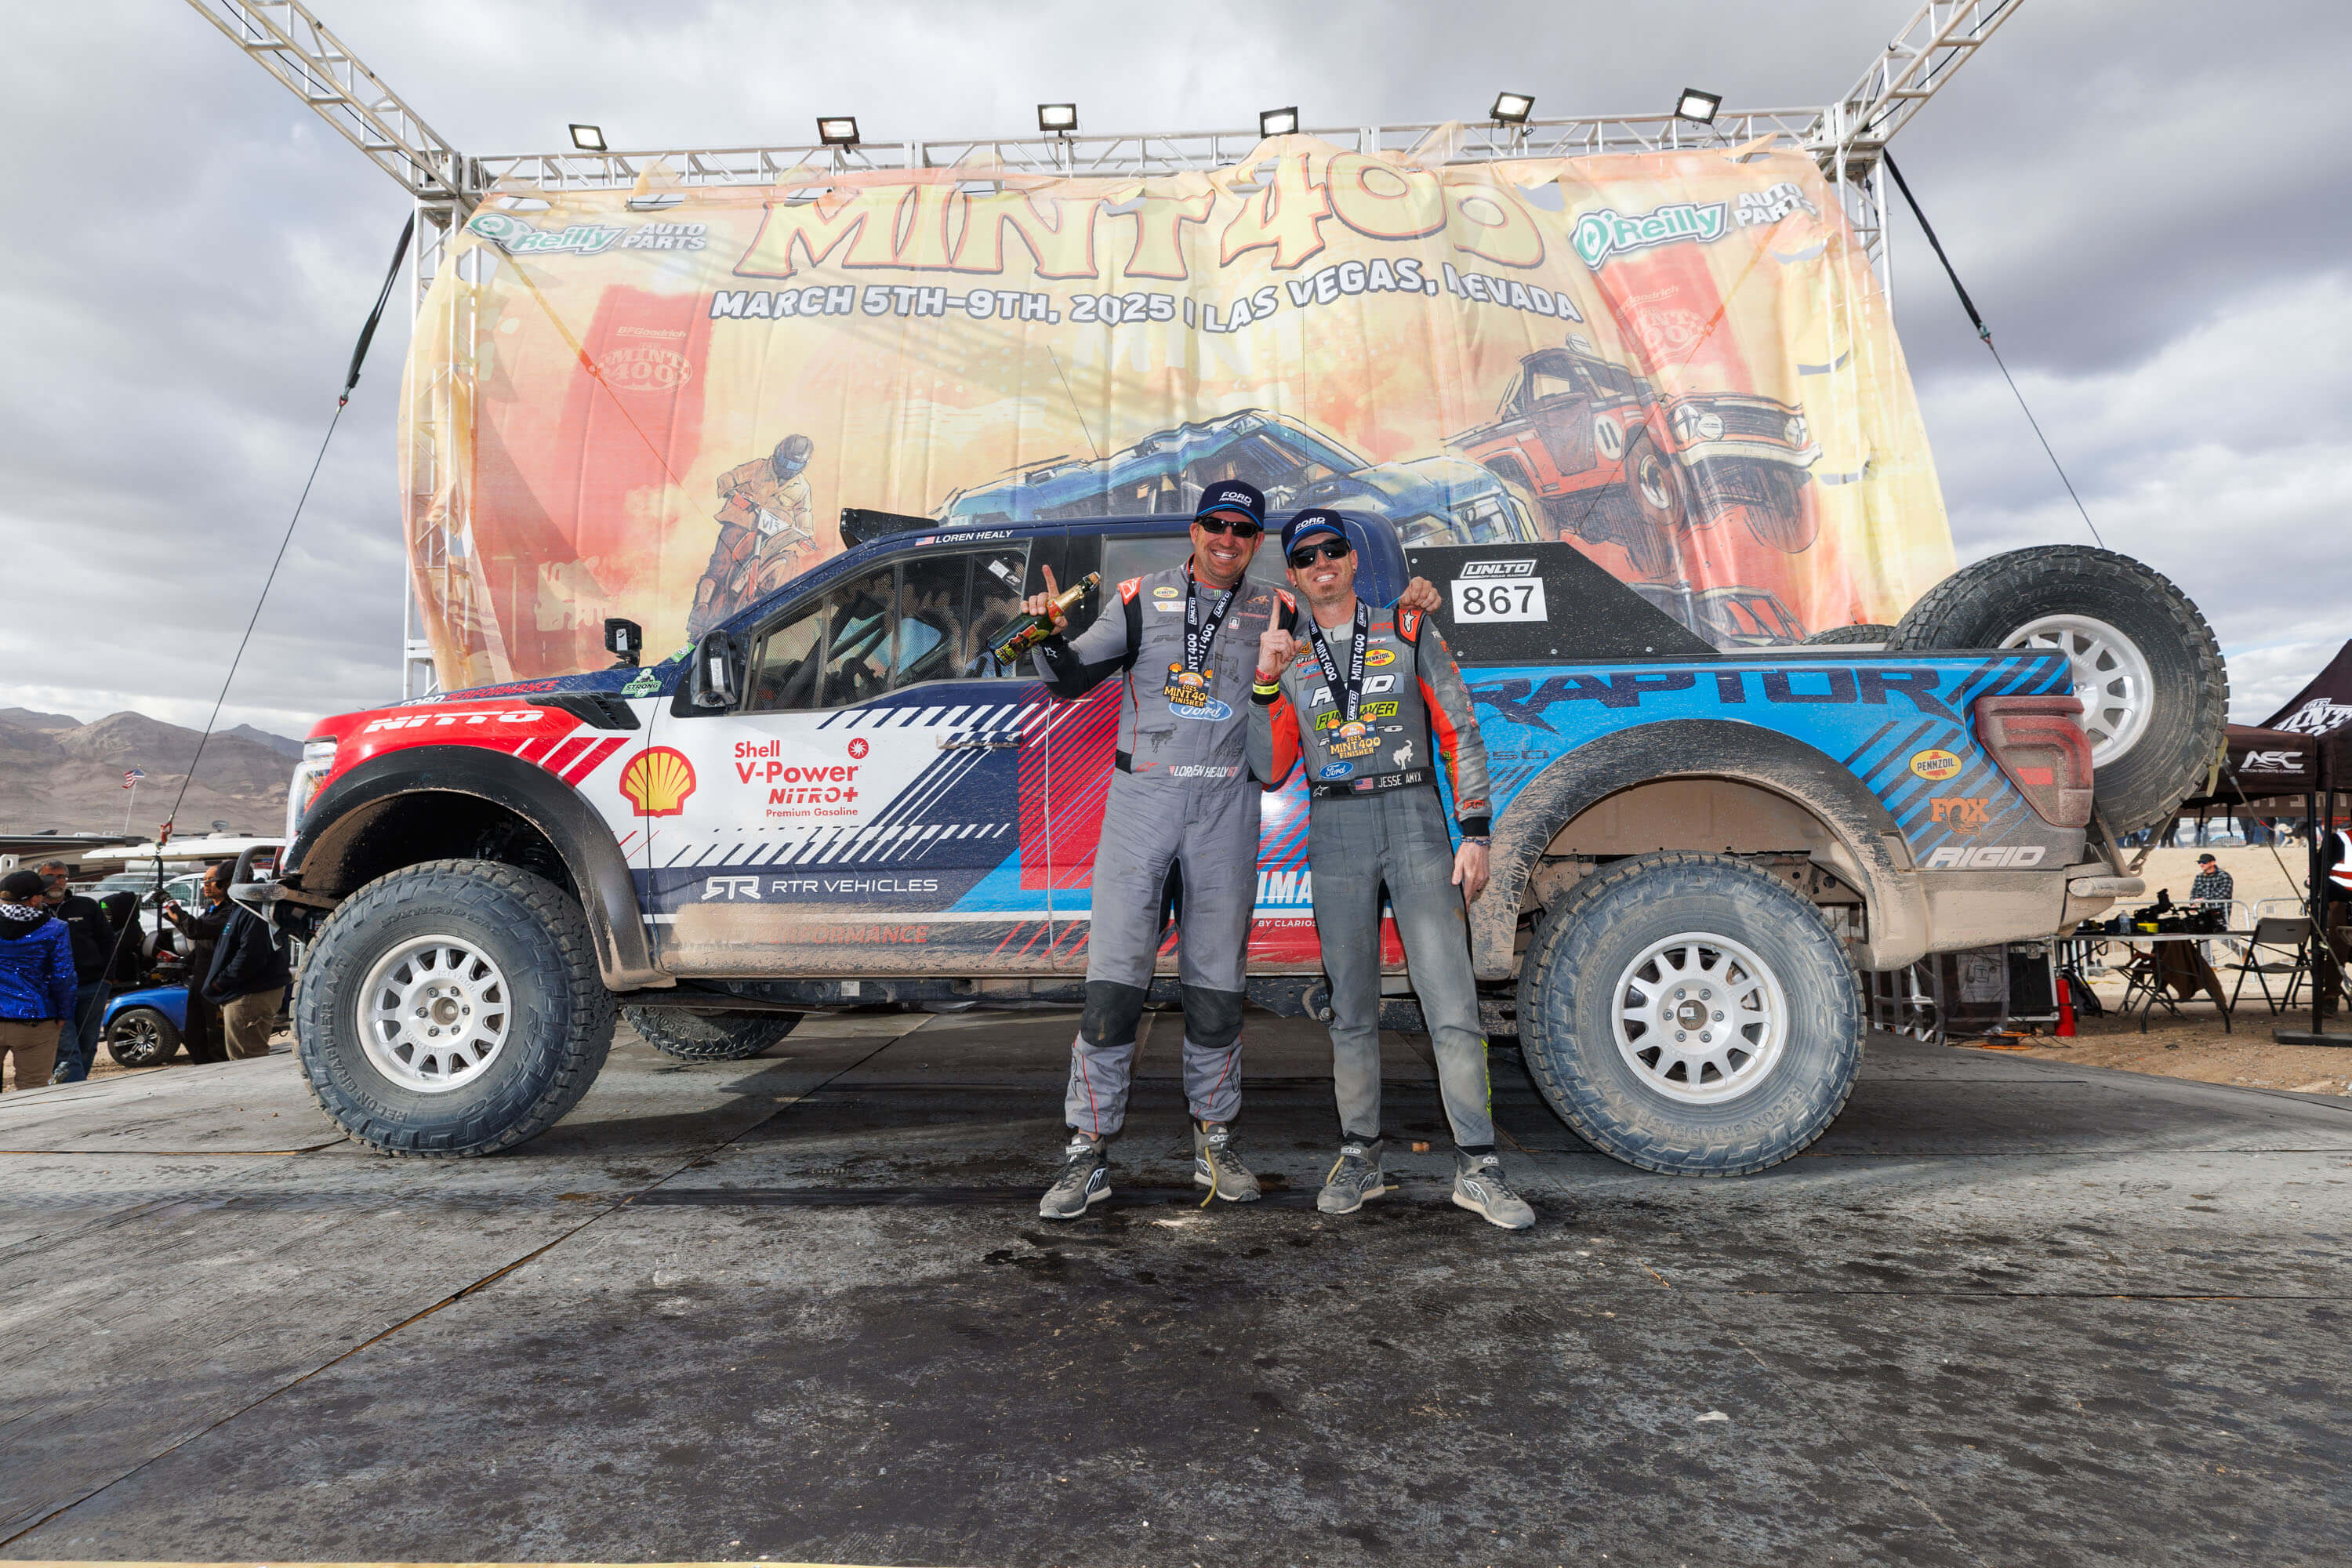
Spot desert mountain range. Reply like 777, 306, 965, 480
0, 706, 302, 836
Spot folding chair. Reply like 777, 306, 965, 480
2228, 916, 2311, 1016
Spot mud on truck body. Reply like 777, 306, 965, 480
258, 516, 2223, 1177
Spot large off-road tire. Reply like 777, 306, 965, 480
104, 1006, 180, 1069
622, 1006, 802, 1061
1624, 431, 1688, 535
294, 859, 615, 1156
1804, 622, 1896, 646
1516, 852, 1862, 1176
1888, 546, 2226, 835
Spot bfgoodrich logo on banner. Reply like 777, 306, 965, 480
403, 133, 1955, 689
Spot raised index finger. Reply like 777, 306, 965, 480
1040, 564, 1059, 597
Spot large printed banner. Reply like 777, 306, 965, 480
402, 132, 1954, 687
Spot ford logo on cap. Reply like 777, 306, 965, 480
1195, 478, 1265, 526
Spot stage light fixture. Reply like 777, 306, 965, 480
1038, 103, 1078, 134
817, 115, 861, 147
569, 123, 606, 152
1259, 106, 1299, 138
1675, 88, 1722, 124
1490, 92, 1534, 125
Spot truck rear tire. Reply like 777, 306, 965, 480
1515, 852, 1862, 1176
622, 1006, 802, 1061
1888, 546, 2225, 834
1804, 622, 1896, 646
294, 859, 615, 1156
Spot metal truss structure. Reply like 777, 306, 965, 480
184, 0, 2022, 697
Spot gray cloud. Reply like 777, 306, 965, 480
1, 0, 2343, 739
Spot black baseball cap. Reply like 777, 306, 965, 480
1194, 479, 1265, 528
2197, 852, 2217, 864
0, 869, 45, 901
1281, 507, 1350, 554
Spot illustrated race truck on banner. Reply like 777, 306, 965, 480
255, 517, 2223, 1176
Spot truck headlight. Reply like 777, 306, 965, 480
1693, 412, 1725, 441
1784, 414, 1809, 445
285, 738, 339, 842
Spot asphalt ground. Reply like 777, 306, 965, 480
3, 1011, 2350, 1567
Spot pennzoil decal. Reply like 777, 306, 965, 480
1909, 749, 1962, 782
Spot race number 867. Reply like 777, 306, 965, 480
1450, 579, 1548, 622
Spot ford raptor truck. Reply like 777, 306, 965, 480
256, 516, 2223, 1176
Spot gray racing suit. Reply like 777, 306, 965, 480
1035, 564, 1294, 1136
1247, 601, 1497, 1150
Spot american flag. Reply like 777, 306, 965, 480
122, 767, 146, 789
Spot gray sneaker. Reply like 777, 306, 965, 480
1451, 1152, 1535, 1229
1040, 1133, 1111, 1219
1192, 1122, 1261, 1202
1317, 1138, 1388, 1215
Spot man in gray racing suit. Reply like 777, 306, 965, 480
1025, 481, 1439, 1218
1248, 508, 1535, 1229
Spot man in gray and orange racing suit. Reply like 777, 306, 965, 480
1248, 507, 1535, 1229
1025, 482, 1440, 1218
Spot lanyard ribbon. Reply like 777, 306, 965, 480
1182, 567, 1239, 676
1307, 601, 1370, 727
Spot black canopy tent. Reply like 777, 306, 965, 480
2256, 641, 2352, 1044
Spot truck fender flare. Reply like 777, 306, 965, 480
288, 745, 665, 991
1474, 718, 1928, 980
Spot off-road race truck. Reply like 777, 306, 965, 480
258, 518, 2223, 1176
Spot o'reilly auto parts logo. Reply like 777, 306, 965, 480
1573, 201, 1730, 269
1457, 559, 1536, 579
466, 211, 626, 257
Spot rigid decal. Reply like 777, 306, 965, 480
1925, 845, 2046, 870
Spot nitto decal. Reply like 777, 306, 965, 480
362, 708, 547, 734
1925, 844, 2046, 870
1910, 749, 1963, 782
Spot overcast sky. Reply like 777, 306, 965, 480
3, 0, 2345, 737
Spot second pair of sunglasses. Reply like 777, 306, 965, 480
1287, 539, 1352, 568
1196, 516, 1263, 539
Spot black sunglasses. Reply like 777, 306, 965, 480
1287, 539, 1352, 568
1195, 515, 1262, 539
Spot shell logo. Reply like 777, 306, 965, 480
1909, 748, 1963, 782
619, 746, 698, 816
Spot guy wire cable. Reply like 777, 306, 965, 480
152, 214, 415, 845
1882, 151, 2106, 550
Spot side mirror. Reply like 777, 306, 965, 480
604, 617, 643, 668
690, 630, 741, 709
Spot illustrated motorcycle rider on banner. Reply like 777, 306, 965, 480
688, 434, 817, 638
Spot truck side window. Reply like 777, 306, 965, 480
744, 544, 1034, 711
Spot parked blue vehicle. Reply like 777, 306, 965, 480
935, 408, 1540, 549
102, 985, 187, 1068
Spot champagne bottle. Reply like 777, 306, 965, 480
988, 572, 1101, 669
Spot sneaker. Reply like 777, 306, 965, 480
1040, 1133, 1111, 1219
1317, 1138, 1388, 1215
1451, 1152, 1535, 1230
1192, 1122, 1261, 1202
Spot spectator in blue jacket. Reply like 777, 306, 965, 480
0, 868, 77, 1091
